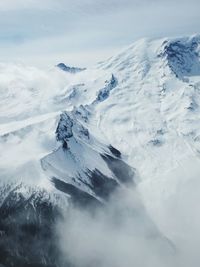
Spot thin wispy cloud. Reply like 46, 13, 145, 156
0, 0, 199, 67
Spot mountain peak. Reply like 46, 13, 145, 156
56, 63, 86, 73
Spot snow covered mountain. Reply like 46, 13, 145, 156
0, 34, 200, 266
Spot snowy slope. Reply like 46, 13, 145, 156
0, 34, 200, 265
82, 35, 200, 245
90, 35, 200, 246
1, 35, 200, 202
1, 34, 200, 205
92, 36, 200, 177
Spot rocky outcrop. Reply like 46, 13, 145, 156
96, 74, 118, 102
159, 36, 200, 78
57, 63, 86, 73
56, 112, 74, 144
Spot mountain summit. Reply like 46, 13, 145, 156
57, 63, 86, 73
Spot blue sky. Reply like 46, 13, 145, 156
0, 0, 199, 67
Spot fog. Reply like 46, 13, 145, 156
138, 157, 200, 267
56, 159, 200, 267
57, 186, 175, 267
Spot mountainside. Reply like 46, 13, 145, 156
0, 35, 200, 266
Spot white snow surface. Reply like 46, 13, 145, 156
1, 35, 200, 248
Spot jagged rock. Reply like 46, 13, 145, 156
56, 110, 91, 148
56, 112, 73, 144
159, 36, 200, 78
97, 74, 118, 102
57, 63, 86, 73
108, 145, 121, 158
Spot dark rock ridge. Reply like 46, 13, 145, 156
159, 36, 200, 78
101, 154, 135, 185
52, 177, 102, 209
51, 149, 135, 207
57, 63, 86, 73
108, 145, 121, 158
56, 112, 74, 143
96, 74, 118, 102
55, 110, 90, 149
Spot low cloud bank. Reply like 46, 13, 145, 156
56, 156, 200, 267
57, 186, 176, 267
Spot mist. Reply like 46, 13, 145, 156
138, 157, 200, 267
57, 186, 175, 267
56, 158, 200, 267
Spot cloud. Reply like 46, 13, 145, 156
0, 0, 57, 11
0, 0, 199, 67
56, 157, 200, 267
138, 157, 200, 266
0, 0, 199, 11
57, 187, 175, 267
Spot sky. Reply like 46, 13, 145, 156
0, 0, 199, 67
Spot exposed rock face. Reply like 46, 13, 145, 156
159, 36, 200, 78
96, 74, 118, 102
57, 63, 86, 73
55, 111, 90, 149
56, 112, 74, 144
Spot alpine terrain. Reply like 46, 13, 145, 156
0, 35, 200, 266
